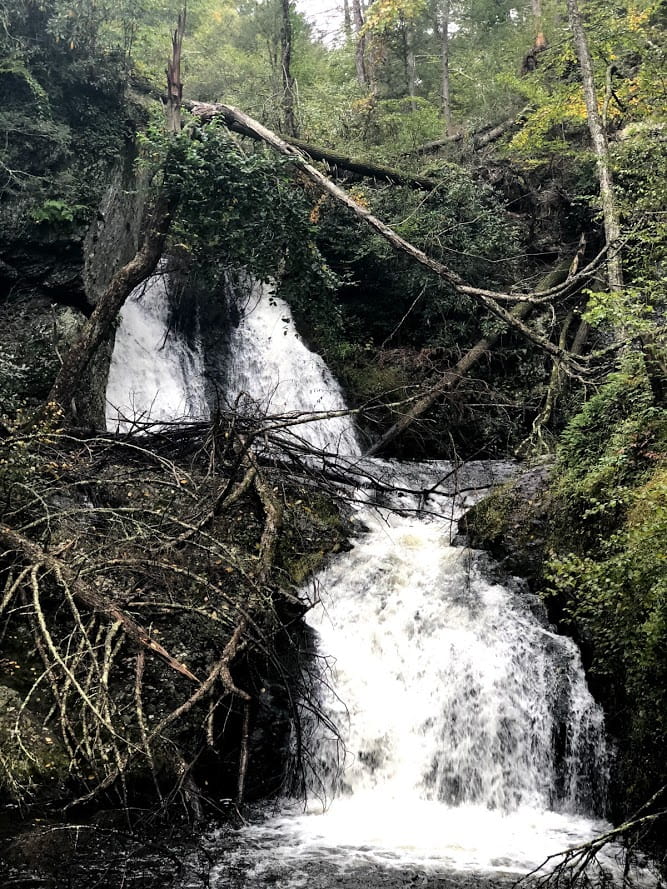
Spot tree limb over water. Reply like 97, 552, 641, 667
188, 102, 599, 375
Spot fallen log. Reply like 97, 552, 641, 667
281, 136, 440, 190
183, 101, 439, 191
364, 301, 533, 457
405, 107, 531, 157
365, 254, 579, 457
188, 101, 589, 377
183, 102, 440, 191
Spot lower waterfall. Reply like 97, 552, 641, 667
106, 274, 645, 886
211, 464, 617, 886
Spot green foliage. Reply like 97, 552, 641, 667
0, 0, 131, 234
310, 167, 522, 355
545, 357, 667, 808
31, 197, 88, 227
137, 118, 342, 344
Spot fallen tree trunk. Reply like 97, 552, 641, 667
405, 107, 530, 157
183, 102, 440, 191
365, 254, 581, 456
275, 136, 440, 190
364, 301, 533, 457
188, 102, 590, 377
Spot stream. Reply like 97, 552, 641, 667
104, 270, 652, 888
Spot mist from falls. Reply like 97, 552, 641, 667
106, 270, 628, 883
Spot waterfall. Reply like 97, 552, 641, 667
224, 277, 361, 456
216, 467, 615, 882
306, 493, 607, 817
211, 284, 627, 884
106, 267, 209, 431
106, 270, 634, 883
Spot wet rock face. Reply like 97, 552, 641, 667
83, 142, 149, 308
0, 292, 86, 419
457, 465, 552, 586
0, 143, 150, 427
0, 237, 89, 311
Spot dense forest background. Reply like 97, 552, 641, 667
0, 0, 665, 881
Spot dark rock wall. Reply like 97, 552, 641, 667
0, 135, 150, 427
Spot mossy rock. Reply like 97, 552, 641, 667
459, 464, 552, 584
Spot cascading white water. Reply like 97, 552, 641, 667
224, 279, 360, 456
215, 467, 617, 884
105, 271, 644, 885
106, 268, 209, 431
307, 499, 607, 818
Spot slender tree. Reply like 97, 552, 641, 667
404, 21, 418, 110
352, 0, 369, 86
438, 0, 453, 134
280, 0, 298, 137
343, 0, 352, 38
565, 0, 623, 294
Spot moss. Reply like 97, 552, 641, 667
462, 483, 516, 545
461, 359, 666, 824
459, 465, 552, 583
541, 358, 666, 817
277, 490, 349, 586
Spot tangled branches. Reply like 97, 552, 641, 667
0, 413, 344, 816
513, 787, 667, 888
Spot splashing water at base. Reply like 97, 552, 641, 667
106, 269, 208, 431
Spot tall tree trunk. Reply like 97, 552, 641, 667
280, 0, 298, 138
439, 0, 453, 134
565, 0, 623, 293
343, 0, 352, 39
166, 10, 186, 135
531, 0, 546, 48
404, 23, 417, 111
352, 0, 368, 86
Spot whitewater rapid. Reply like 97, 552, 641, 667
209, 461, 617, 885
106, 270, 653, 887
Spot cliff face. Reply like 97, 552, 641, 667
0, 129, 149, 428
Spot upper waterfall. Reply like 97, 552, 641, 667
224, 277, 361, 457
106, 267, 209, 432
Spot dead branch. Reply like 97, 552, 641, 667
363, 300, 534, 456
187, 102, 594, 376
166, 9, 186, 135
0, 523, 199, 682
404, 106, 531, 156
